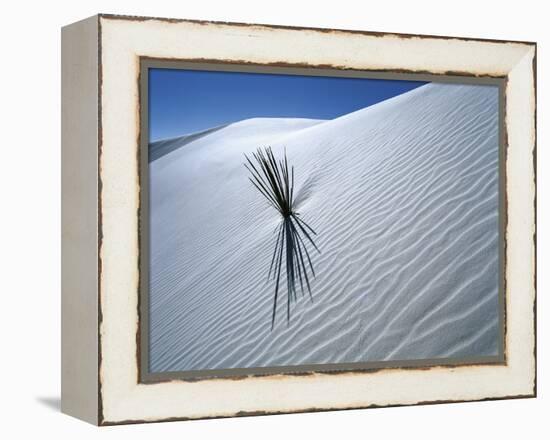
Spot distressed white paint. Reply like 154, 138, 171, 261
98, 16, 535, 423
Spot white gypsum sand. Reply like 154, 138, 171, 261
148, 83, 500, 373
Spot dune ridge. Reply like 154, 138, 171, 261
148, 83, 500, 373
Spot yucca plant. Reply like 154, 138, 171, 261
244, 146, 320, 329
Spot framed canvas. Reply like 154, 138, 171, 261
61, 14, 537, 425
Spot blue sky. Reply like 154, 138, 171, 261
148, 68, 427, 142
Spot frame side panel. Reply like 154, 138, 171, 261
61, 15, 100, 425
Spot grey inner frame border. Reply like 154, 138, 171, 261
139, 59, 507, 383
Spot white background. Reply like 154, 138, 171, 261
0, 0, 546, 438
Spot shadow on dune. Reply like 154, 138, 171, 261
149, 124, 229, 162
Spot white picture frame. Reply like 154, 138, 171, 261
61, 14, 536, 425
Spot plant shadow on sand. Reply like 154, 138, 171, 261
244, 147, 321, 329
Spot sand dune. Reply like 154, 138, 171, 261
148, 83, 500, 373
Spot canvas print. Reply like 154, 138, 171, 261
145, 67, 502, 376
